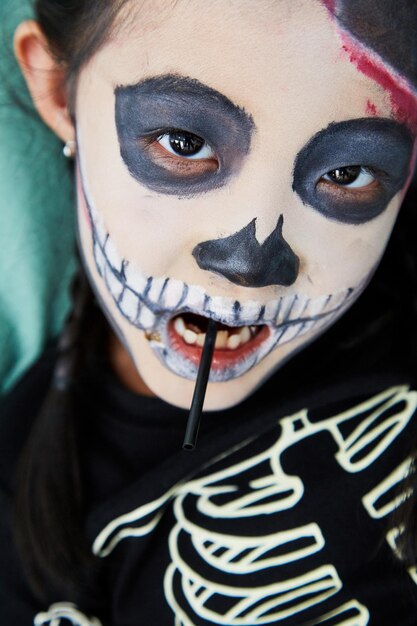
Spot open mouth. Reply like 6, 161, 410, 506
169, 313, 270, 371
154, 303, 332, 381
78, 170, 358, 382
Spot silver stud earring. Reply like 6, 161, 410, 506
63, 140, 76, 159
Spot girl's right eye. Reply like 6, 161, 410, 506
143, 129, 219, 176
156, 130, 215, 160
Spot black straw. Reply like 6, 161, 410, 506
183, 319, 218, 451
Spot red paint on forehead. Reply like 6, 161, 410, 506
365, 100, 378, 116
342, 37, 417, 133
320, 0, 336, 11
319, 0, 417, 133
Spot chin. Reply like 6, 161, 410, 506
126, 327, 311, 412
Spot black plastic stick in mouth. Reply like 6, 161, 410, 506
183, 318, 218, 451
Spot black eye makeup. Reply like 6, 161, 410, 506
292, 118, 414, 224
114, 74, 255, 197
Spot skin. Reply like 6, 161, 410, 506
15, 0, 416, 411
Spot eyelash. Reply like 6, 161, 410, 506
318, 165, 379, 191
157, 130, 215, 159
142, 129, 219, 175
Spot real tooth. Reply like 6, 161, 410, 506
174, 316, 186, 336
227, 334, 241, 350
196, 333, 206, 347
215, 330, 228, 349
184, 329, 198, 345
239, 326, 251, 344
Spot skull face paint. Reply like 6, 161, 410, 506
74, 0, 416, 410
78, 166, 356, 383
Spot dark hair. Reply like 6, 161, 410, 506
35, 0, 130, 112
13, 0, 130, 602
13, 0, 417, 605
14, 268, 104, 600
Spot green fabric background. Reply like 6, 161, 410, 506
0, 0, 76, 394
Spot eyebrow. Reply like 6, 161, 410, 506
114, 73, 254, 139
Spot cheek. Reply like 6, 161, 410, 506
76, 156, 192, 278
290, 197, 400, 293
104, 194, 202, 279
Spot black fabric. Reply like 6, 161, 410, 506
1, 336, 417, 625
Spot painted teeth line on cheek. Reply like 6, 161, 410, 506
83, 193, 358, 381
90, 202, 355, 336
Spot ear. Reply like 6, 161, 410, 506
14, 20, 74, 143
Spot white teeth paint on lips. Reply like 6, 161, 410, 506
84, 193, 359, 379
91, 211, 356, 337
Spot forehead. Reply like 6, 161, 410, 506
80, 0, 401, 132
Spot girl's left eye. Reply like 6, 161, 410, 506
156, 130, 215, 160
321, 166, 376, 189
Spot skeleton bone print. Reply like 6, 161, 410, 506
34, 603, 103, 626
89, 386, 417, 625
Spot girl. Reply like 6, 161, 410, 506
1, 0, 417, 624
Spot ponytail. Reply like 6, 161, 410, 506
14, 266, 102, 600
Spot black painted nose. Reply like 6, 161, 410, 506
192, 215, 299, 288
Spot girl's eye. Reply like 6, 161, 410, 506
156, 130, 215, 160
321, 166, 376, 189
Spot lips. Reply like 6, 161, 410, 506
79, 171, 357, 382
169, 313, 270, 370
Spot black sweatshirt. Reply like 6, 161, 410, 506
1, 337, 417, 626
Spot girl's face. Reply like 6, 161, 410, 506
74, 0, 415, 409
